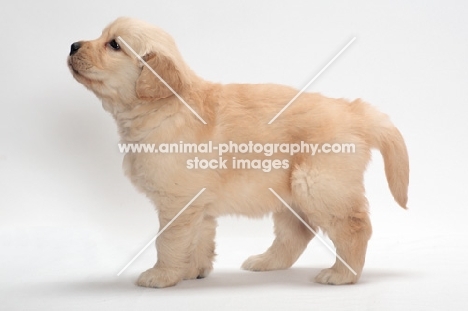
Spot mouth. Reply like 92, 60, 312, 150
68, 64, 93, 90
68, 57, 95, 83
68, 55, 95, 75
68, 57, 105, 94
67, 58, 80, 75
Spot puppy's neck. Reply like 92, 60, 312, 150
108, 97, 177, 143
104, 79, 215, 144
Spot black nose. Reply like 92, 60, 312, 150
70, 42, 82, 56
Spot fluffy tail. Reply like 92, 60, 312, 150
366, 108, 409, 208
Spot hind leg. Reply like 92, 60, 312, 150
292, 163, 372, 284
242, 209, 314, 271
314, 208, 372, 284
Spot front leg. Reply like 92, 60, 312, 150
184, 215, 217, 280
137, 207, 204, 288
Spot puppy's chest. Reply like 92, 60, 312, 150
121, 142, 200, 195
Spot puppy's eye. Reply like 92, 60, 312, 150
108, 39, 120, 50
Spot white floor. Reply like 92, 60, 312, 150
2, 210, 467, 310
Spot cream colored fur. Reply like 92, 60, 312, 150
68, 17, 409, 288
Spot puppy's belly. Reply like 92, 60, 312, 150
206, 170, 291, 218
124, 152, 291, 218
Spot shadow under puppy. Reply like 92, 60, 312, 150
68, 17, 409, 288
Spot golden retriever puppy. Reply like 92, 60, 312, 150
68, 17, 409, 288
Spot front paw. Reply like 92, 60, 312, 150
136, 267, 182, 288
184, 264, 213, 280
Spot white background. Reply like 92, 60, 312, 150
1, 0, 468, 310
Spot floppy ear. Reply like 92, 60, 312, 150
136, 53, 184, 100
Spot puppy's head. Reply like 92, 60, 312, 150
68, 17, 192, 107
